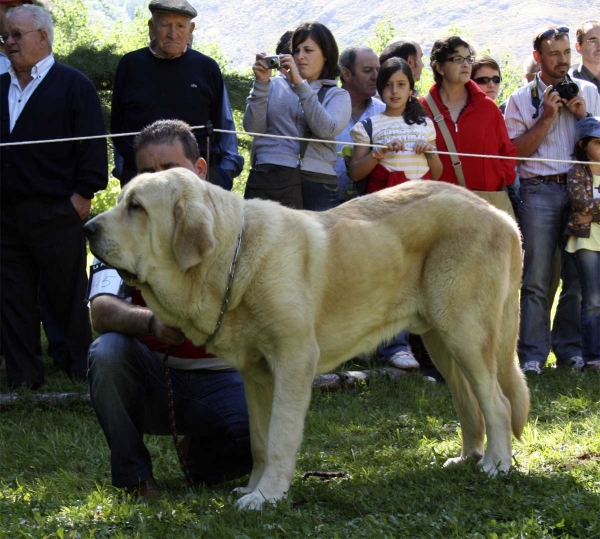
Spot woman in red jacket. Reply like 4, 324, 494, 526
420, 36, 516, 215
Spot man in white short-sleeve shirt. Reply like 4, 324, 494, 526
504, 25, 600, 374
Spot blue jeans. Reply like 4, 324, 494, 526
88, 333, 252, 488
377, 330, 411, 360
302, 181, 340, 211
573, 249, 600, 363
518, 179, 582, 366
505, 173, 520, 223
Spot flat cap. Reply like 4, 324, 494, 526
148, 0, 197, 19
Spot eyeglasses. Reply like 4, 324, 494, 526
447, 55, 475, 65
473, 76, 502, 85
536, 26, 569, 42
0, 29, 41, 45
584, 38, 600, 47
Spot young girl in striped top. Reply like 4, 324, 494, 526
349, 58, 442, 193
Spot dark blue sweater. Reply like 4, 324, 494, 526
111, 47, 224, 169
0, 62, 108, 199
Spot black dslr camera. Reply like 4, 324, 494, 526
552, 75, 579, 101
263, 55, 280, 69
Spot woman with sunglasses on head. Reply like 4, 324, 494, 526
421, 37, 517, 217
243, 21, 350, 211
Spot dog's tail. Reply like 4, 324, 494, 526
496, 231, 529, 441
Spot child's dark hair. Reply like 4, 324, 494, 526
574, 137, 593, 162
377, 57, 426, 125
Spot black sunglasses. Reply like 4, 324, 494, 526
473, 76, 502, 85
536, 26, 569, 41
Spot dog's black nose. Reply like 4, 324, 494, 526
83, 220, 97, 237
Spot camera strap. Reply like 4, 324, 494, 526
530, 75, 541, 119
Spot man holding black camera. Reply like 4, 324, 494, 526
505, 25, 600, 374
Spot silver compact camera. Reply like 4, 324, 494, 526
263, 55, 280, 69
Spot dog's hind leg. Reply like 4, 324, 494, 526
422, 329, 485, 466
234, 362, 274, 496
235, 341, 319, 511
433, 323, 513, 476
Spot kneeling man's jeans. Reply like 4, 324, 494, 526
88, 333, 252, 488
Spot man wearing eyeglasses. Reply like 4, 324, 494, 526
504, 25, 600, 375
0, 0, 31, 74
570, 20, 600, 94
0, 4, 107, 388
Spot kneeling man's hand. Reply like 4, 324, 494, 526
151, 316, 186, 346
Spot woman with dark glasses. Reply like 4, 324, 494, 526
471, 55, 502, 102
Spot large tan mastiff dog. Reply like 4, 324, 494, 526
85, 169, 529, 510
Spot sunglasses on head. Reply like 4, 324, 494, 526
473, 76, 502, 85
536, 26, 569, 41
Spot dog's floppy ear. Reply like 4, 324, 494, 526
172, 198, 215, 272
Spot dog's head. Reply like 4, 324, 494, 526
84, 168, 216, 285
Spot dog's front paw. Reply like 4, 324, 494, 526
234, 490, 285, 511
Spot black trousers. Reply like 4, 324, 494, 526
0, 195, 92, 388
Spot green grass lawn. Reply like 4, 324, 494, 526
1, 359, 599, 538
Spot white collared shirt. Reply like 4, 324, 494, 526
8, 53, 55, 132
504, 76, 600, 178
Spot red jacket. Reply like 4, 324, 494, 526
420, 80, 516, 191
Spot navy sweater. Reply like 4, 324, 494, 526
0, 62, 108, 199
111, 48, 224, 169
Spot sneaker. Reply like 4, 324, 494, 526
557, 356, 585, 371
522, 361, 542, 375
585, 360, 600, 372
388, 350, 420, 370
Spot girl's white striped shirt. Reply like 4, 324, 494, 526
351, 114, 436, 180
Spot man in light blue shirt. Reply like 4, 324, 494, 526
335, 46, 384, 202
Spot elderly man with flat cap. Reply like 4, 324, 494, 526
111, 0, 242, 189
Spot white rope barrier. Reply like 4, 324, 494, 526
1, 125, 598, 167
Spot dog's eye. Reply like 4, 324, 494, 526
128, 200, 143, 213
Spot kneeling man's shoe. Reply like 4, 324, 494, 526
126, 475, 160, 501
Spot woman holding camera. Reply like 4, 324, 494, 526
420, 36, 516, 216
243, 22, 351, 210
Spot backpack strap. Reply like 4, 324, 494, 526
425, 92, 466, 188
360, 117, 373, 146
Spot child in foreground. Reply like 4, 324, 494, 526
349, 58, 442, 193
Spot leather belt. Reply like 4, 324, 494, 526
525, 173, 567, 183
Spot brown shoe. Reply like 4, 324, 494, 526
126, 475, 160, 501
